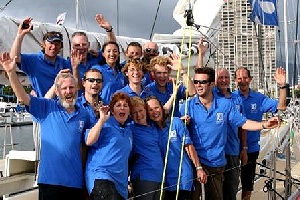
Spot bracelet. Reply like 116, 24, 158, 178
196, 166, 203, 171
279, 85, 287, 89
242, 146, 248, 150
105, 26, 113, 32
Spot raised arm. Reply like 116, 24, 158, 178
196, 37, 209, 68
274, 67, 287, 111
86, 105, 110, 146
95, 14, 116, 42
70, 49, 84, 90
0, 52, 30, 105
10, 18, 33, 63
169, 54, 195, 97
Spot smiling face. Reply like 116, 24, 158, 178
145, 98, 163, 123
131, 104, 147, 125
125, 63, 144, 84
126, 45, 142, 59
55, 77, 77, 109
194, 73, 214, 98
72, 34, 90, 60
42, 40, 62, 60
83, 71, 103, 96
152, 64, 169, 88
216, 69, 230, 91
102, 43, 120, 66
111, 99, 130, 125
235, 68, 252, 93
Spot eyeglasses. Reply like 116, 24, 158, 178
128, 68, 143, 73
193, 79, 210, 85
85, 78, 103, 83
144, 48, 158, 54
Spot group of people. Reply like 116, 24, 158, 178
0, 14, 286, 200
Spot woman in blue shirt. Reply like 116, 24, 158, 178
92, 42, 126, 105
145, 96, 206, 200
85, 92, 132, 200
129, 96, 164, 199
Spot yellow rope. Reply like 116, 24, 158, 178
159, 18, 194, 199
175, 26, 194, 200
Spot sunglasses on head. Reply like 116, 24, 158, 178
145, 48, 158, 54
193, 79, 210, 85
85, 78, 103, 83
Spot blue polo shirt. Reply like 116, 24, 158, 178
213, 87, 245, 156
233, 89, 278, 153
68, 51, 103, 80
181, 95, 247, 167
92, 64, 126, 105
117, 84, 153, 99
77, 94, 102, 125
19, 51, 70, 97
144, 82, 186, 117
131, 121, 163, 182
85, 116, 132, 199
28, 96, 91, 188
158, 117, 193, 191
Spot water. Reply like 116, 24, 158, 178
0, 125, 34, 159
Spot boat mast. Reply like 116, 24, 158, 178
75, 0, 79, 29
283, 0, 289, 84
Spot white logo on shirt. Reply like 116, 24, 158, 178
251, 103, 257, 113
216, 113, 224, 123
78, 120, 84, 133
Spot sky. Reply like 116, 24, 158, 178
0, 0, 180, 39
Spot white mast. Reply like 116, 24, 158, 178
75, 0, 79, 29
284, 0, 289, 84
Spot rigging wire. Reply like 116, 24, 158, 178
292, 0, 299, 90
149, 0, 162, 40
0, 0, 13, 11
117, 0, 119, 36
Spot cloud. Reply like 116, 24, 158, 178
1, 0, 180, 39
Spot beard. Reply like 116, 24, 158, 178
60, 98, 77, 109
58, 91, 78, 109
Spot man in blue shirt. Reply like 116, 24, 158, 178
214, 68, 247, 200
1, 52, 91, 200
70, 14, 116, 91
233, 66, 287, 200
77, 69, 104, 125
145, 55, 195, 117
181, 67, 280, 200
10, 18, 71, 162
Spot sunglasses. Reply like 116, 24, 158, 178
193, 79, 210, 85
144, 48, 158, 54
85, 78, 103, 83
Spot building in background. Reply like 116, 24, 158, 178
208, 0, 276, 93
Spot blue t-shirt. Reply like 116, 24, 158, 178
131, 122, 164, 182
28, 96, 91, 188
158, 117, 193, 191
85, 116, 132, 198
92, 64, 126, 105
233, 89, 278, 153
144, 82, 186, 117
181, 95, 247, 167
213, 87, 245, 156
20, 51, 70, 97
117, 84, 152, 99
